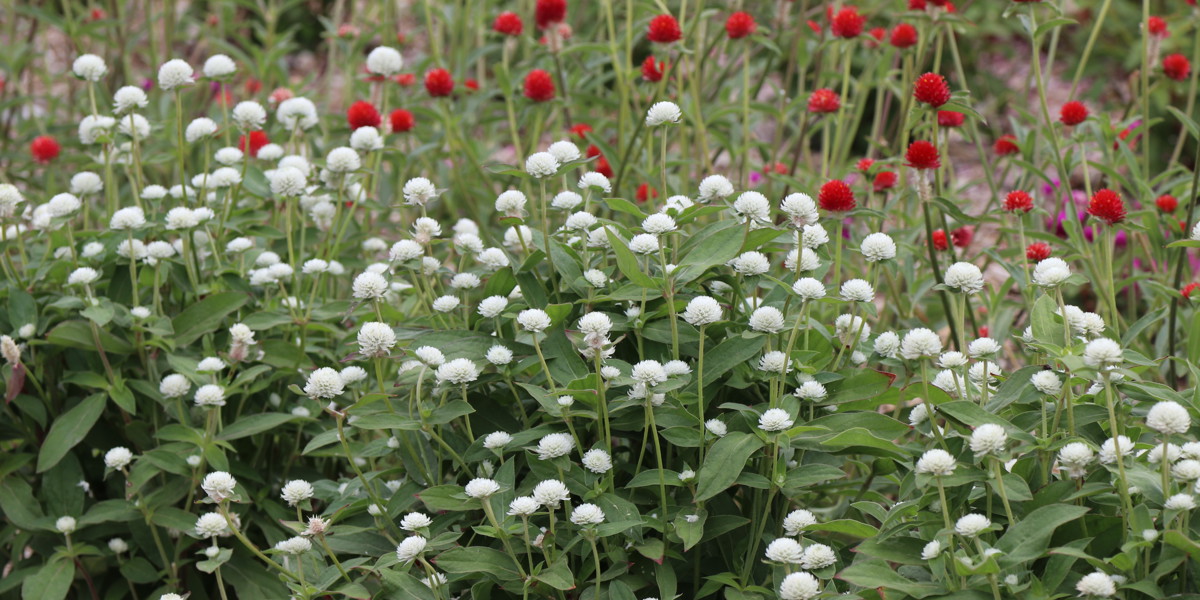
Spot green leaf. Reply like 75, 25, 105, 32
37, 393, 106, 472
819, 428, 909, 458
826, 370, 894, 405
1167, 106, 1200, 142
674, 510, 706, 551
171, 292, 250, 347
535, 558, 575, 590
379, 570, 437, 600
605, 228, 659, 289
837, 561, 945, 598
695, 432, 764, 501
45, 320, 134, 354
694, 334, 767, 392
1164, 529, 1200, 564
803, 519, 879, 538
217, 413, 300, 440
672, 221, 745, 284
435, 547, 522, 580
196, 548, 233, 573
21, 558, 73, 600
1030, 294, 1066, 346
0, 478, 44, 530
994, 503, 1089, 568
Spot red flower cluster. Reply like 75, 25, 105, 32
913, 73, 951, 107
951, 225, 973, 248
425, 68, 454, 96
1087, 188, 1126, 224
239, 131, 269, 157
856, 158, 875, 172
571, 123, 593, 139
390, 109, 414, 133
937, 111, 964, 127
347, 100, 381, 130
636, 183, 658, 202
1156, 194, 1178, 213
807, 88, 840, 114
30, 135, 60, 164
535, 0, 566, 30
1003, 190, 1033, 213
818, 179, 856, 212
642, 56, 666, 82
993, 134, 1019, 156
725, 12, 756, 39
873, 171, 897, 191
1059, 101, 1088, 126
932, 229, 949, 251
1147, 16, 1168, 38
1164, 54, 1191, 81
493, 12, 524, 36
830, 7, 865, 38
1026, 242, 1051, 262
890, 23, 918, 48
905, 140, 940, 170
648, 14, 682, 43
1183, 283, 1200, 299
586, 144, 613, 177
524, 69, 555, 102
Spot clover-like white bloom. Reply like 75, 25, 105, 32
486, 345, 514, 366
569, 503, 606, 526
275, 536, 312, 554
629, 233, 659, 254
201, 471, 237, 501
1147, 400, 1191, 435
395, 535, 427, 562
860, 232, 896, 261
631, 360, 668, 386
840, 279, 874, 302
280, 480, 314, 506
508, 496, 541, 516
781, 193, 818, 227
579, 172, 612, 193
525, 152, 560, 178
195, 512, 228, 538
920, 540, 942, 561
367, 46, 404, 75
683, 296, 722, 326
1057, 442, 1094, 478
1075, 571, 1116, 597
916, 449, 957, 476
277, 97, 319, 130
160, 374, 191, 398
464, 478, 502, 498
794, 381, 828, 402
801, 224, 829, 249
73, 54, 108, 82
304, 367, 345, 399
783, 509, 816, 536
765, 537, 804, 563
800, 543, 836, 569
483, 431, 513, 450
231, 101, 267, 130
778, 572, 820, 600
733, 192, 771, 223
351, 126, 384, 151
642, 213, 676, 234
705, 419, 728, 438
1098, 435, 1133, 464
108, 538, 129, 554
531, 479, 571, 507
326, 147, 362, 172
646, 101, 682, 126
536, 433, 575, 460
414, 346, 445, 367
954, 513, 991, 537
548, 140, 581, 163
1029, 370, 1062, 396
1083, 338, 1122, 368
1166, 494, 1197, 511
518, 308, 553, 333
901, 328, 942, 360
1032, 257, 1071, 287
970, 424, 1008, 456
193, 384, 226, 407
104, 447, 134, 469
1172, 459, 1200, 481
759, 408, 794, 432
400, 512, 433, 531
944, 262, 985, 294
435, 358, 480, 385
352, 271, 389, 299
581, 449, 613, 473
749, 307, 785, 333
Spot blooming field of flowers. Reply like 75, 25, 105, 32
5, 0, 1200, 599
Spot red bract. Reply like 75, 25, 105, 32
641, 56, 666, 82
1164, 53, 1191, 81
464, 78, 480, 92
29, 135, 60, 164
239, 131, 269, 157
932, 229, 949, 251
1003, 190, 1033, 213
1059, 101, 1088, 126
1087, 188, 1126, 225
890, 23, 918, 48
725, 12, 756, 39
494, 12, 524, 36
535, 0, 566, 29
807, 88, 840, 114
905, 140, 940, 170
937, 110, 964, 127
913, 73, 951, 107
867, 28, 886, 47
523, 69, 555, 102
648, 14, 682, 43
1148, 16, 1168, 37
818, 180, 856, 212
596, 155, 614, 177
830, 7, 865, 38
951, 226, 973, 248
390, 109, 414, 132
636, 183, 658, 202
571, 123, 592, 138
425, 68, 454, 96
873, 171, 897, 191
346, 101, 381, 130
1183, 283, 1200, 299
1156, 194, 1178, 212
856, 158, 875, 172
585, 144, 601, 158
806, 20, 822, 35
993, 134, 1019, 156
909, 0, 926, 8
1026, 242, 1051, 261
395, 73, 416, 86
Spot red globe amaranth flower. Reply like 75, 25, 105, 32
648, 14, 682, 43
245, 78, 262, 95
596, 155, 614, 178
642, 56, 666, 82
425, 68, 454, 96
571, 123, 592, 139
913, 73, 951, 107
390, 109, 414, 133
535, 0, 567, 29
909, 0, 927, 8
905, 140, 940, 170
807, 88, 840, 114
867, 27, 886, 47
29, 135, 60, 164
1148, 16, 1168, 38
269, 87, 294, 105
1059, 101, 1088, 126
464, 78, 480, 92
725, 12, 757, 39
856, 158, 876, 172
951, 226, 973, 248
830, 7, 865, 38
90, 8, 105, 20
1183, 283, 1200, 299
873, 171, 898, 192
1003, 190, 1033, 213
585, 144, 601, 159
993, 134, 1019, 156
978, 325, 989, 338
763, 162, 788, 175
1164, 54, 1191, 81
346, 101, 382, 130
1026, 242, 1051, 262
1087, 188, 1127, 225
494, 12, 524, 36
932, 229, 949, 251
806, 20, 822, 35
1116, 123, 1139, 150
238, 131, 269, 157
523, 69, 555, 102
818, 179, 856, 212
1156, 194, 1179, 213
636, 183, 658, 202
395, 73, 416, 86
337, 23, 359, 38
937, 110, 965, 127
890, 23, 918, 48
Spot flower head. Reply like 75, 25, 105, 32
913, 73, 951, 107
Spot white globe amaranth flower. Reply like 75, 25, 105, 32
749, 307, 785, 333
477, 248, 509, 270
970, 424, 1008, 456
551, 191, 583, 210
570, 503, 606, 526
781, 193, 819, 227
484, 431, 513, 450
705, 419, 728, 438
203, 54, 237, 78
435, 358, 480, 385
414, 346, 445, 367
631, 360, 668, 386
326, 147, 362, 173
108, 538, 129, 554
764, 537, 804, 563
860, 232, 897, 261
916, 449, 957, 476
921, 540, 942, 560
759, 408, 794, 432
194, 384, 226, 407
548, 140, 581, 163
1098, 436, 1133, 464
581, 449, 613, 473
628, 233, 659, 254
70, 172, 103, 196
486, 344, 514, 366
275, 536, 312, 554
968, 337, 1001, 358
109, 206, 146, 230
944, 261, 985, 294
834, 314, 871, 346
257, 143, 284, 160
201, 471, 237, 501
1057, 442, 1094, 478
400, 512, 433, 530
1083, 338, 1122, 368
840, 279, 875, 302
801, 223, 829, 248
508, 496, 541, 516
901, 328, 942, 360
194, 512, 228, 538
758, 351, 788, 373
536, 433, 575, 460
158, 58, 195, 90
79, 114, 116, 144
733, 191, 771, 223
160, 374, 191, 398
698, 174, 735, 203
1172, 459, 1200, 481
800, 543, 836, 569
1033, 257, 1071, 287
1165, 494, 1197, 511
49, 193, 82, 216
1031, 370, 1063, 396
778, 572, 821, 600
277, 97, 319, 130
531, 479, 571, 507
1147, 400, 1191, 435
402, 177, 439, 207
932, 369, 966, 397
280, 480, 314, 506
794, 381, 828, 401
113, 86, 149, 116
104, 447, 134, 469
683, 296, 722, 326
304, 367, 345, 399
646, 101, 682, 126
464, 478, 502, 498
518, 308, 553, 333
367, 46, 404, 76
1075, 571, 1116, 597
729, 250, 770, 276
214, 147, 244, 165
231, 101, 267, 130
792, 277, 826, 301
935, 350, 965, 368
525, 152, 560, 178
340, 366, 368, 386
641, 213, 676, 235
351, 126, 384, 151
55, 516, 77, 534
73, 54, 107, 81
873, 331, 900, 358
783, 509, 817, 536
395, 535, 428, 562
954, 513, 991, 537
353, 271, 389, 299
579, 171, 612, 193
